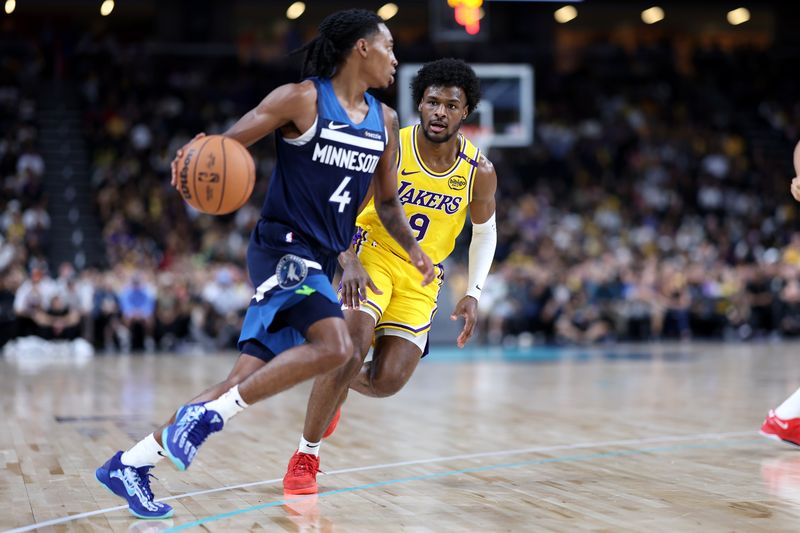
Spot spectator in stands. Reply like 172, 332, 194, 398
34, 293, 82, 341
91, 272, 122, 351
200, 266, 251, 350
154, 273, 191, 351
117, 273, 156, 352
13, 266, 56, 337
0, 267, 22, 346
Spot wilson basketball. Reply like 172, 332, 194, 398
176, 135, 255, 215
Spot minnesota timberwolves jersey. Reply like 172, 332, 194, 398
257, 76, 386, 276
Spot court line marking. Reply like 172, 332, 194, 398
3, 430, 755, 533
163, 436, 762, 532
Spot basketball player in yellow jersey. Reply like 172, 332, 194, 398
283, 58, 497, 494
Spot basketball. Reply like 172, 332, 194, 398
176, 135, 255, 215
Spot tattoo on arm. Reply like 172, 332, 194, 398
378, 196, 417, 251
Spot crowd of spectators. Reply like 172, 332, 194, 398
469, 42, 800, 344
6, 260, 251, 352
3, 29, 800, 350
0, 39, 51, 348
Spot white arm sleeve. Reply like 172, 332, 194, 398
466, 212, 497, 301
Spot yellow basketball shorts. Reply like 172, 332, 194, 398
347, 231, 444, 351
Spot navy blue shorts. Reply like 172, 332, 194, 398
239, 291, 343, 362
237, 220, 343, 362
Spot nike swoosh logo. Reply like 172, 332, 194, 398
775, 418, 790, 430
306, 443, 320, 448
157, 451, 166, 457
401, 169, 420, 176
328, 121, 349, 130
475, 285, 482, 291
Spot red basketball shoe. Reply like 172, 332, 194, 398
760, 410, 800, 447
323, 407, 341, 439
283, 451, 321, 495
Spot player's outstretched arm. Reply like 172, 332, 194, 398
791, 140, 800, 202
451, 155, 498, 348
170, 81, 316, 187
373, 105, 434, 286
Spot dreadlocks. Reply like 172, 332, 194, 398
296, 9, 384, 78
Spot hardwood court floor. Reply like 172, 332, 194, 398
3, 342, 800, 532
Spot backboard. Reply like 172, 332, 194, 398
397, 63, 534, 152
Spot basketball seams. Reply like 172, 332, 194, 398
182, 135, 254, 215
217, 137, 228, 214
192, 136, 214, 212
237, 143, 255, 213
232, 142, 246, 213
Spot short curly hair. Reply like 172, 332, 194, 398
411, 58, 481, 116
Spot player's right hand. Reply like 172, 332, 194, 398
409, 245, 435, 286
340, 254, 383, 309
170, 132, 206, 189
791, 176, 800, 202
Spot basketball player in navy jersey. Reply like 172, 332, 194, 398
95, 9, 434, 519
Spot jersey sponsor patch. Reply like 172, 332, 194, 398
448, 175, 467, 191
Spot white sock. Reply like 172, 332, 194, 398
205, 385, 249, 424
121, 434, 165, 468
776, 386, 800, 419
298, 435, 321, 456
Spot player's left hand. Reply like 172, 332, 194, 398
170, 132, 206, 189
451, 295, 478, 348
340, 254, 383, 309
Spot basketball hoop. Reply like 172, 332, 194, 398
460, 124, 494, 154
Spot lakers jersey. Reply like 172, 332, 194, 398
356, 124, 479, 264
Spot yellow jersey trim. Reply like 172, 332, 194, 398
467, 149, 480, 204
411, 124, 463, 178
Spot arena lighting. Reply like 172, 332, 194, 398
641, 6, 664, 24
100, 0, 114, 16
727, 7, 750, 25
554, 5, 577, 23
377, 2, 398, 20
286, 1, 305, 20
448, 0, 482, 35
4, 0, 14, 14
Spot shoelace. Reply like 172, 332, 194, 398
186, 414, 216, 447
120, 466, 157, 504
134, 466, 157, 502
292, 454, 320, 475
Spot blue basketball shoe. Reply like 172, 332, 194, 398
161, 403, 224, 471
95, 451, 173, 519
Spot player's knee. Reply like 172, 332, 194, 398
370, 371, 407, 397
317, 335, 353, 371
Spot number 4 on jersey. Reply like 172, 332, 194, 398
329, 176, 352, 213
